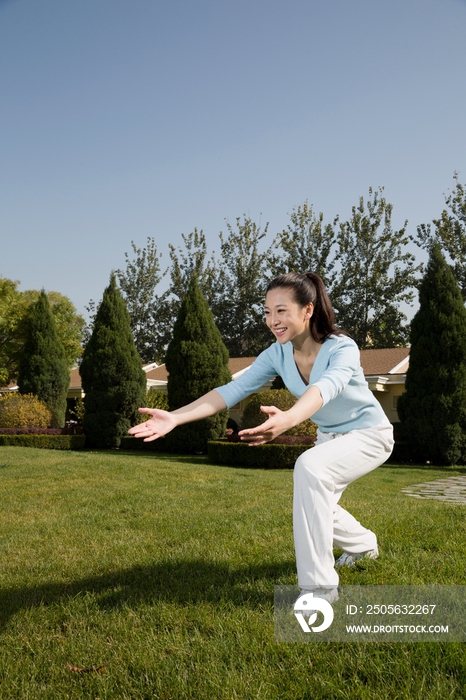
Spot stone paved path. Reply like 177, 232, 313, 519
401, 475, 466, 504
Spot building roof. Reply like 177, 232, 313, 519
359, 347, 410, 376
228, 357, 257, 376
144, 357, 257, 383
69, 367, 82, 389
144, 365, 167, 381
1, 348, 410, 396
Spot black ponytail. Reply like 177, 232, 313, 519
266, 271, 346, 343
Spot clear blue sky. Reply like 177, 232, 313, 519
1, 0, 465, 321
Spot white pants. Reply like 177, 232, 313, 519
293, 417, 394, 590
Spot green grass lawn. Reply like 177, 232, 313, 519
0, 446, 465, 699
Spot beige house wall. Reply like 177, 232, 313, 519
369, 381, 405, 424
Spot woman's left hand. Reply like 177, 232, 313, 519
238, 405, 290, 446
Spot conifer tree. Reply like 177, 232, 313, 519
212, 216, 270, 357
398, 243, 466, 465
17, 290, 69, 428
165, 275, 231, 453
80, 273, 146, 448
1, 278, 84, 384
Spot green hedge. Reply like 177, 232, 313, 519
0, 434, 86, 450
119, 435, 168, 452
387, 440, 413, 463
207, 440, 313, 469
241, 389, 317, 438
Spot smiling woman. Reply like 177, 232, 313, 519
264, 272, 344, 384
128, 271, 394, 605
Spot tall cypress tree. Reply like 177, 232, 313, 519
398, 243, 466, 465
17, 290, 70, 428
80, 273, 146, 448
165, 275, 231, 453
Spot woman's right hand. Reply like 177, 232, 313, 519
128, 408, 178, 442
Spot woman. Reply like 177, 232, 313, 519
129, 272, 394, 603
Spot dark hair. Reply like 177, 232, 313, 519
266, 272, 345, 343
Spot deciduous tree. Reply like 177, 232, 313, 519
168, 228, 217, 306
213, 216, 271, 356
268, 202, 337, 289
0, 277, 28, 385
163, 229, 219, 356
331, 187, 420, 348
0, 279, 84, 383
115, 237, 169, 363
416, 173, 466, 299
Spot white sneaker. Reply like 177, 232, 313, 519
294, 587, 339, 609
334, 548, 378, 568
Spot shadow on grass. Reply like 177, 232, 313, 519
0, 558, 296, 632
83, 450, 466, 473
99, 450, 296, 471
81, 449, 210, 465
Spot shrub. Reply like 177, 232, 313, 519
0, 426, 83, 435
241, 389, 317, 438
208, 440, 313, 469
69, 397, 85, 424
17, 290, 70, 428
0, 427, 62, 434
119, 435, 168, 452
227, 433, 315, 445
138, 389, 169, 423
0, 434, 85, 449
398, 243, 466, 465
165, 275, 231, 453
80, 273, 146, 448
0, 393, 52, 429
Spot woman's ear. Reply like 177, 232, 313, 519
305, 303, 314, 319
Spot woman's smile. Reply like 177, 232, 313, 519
273, 325, 288, 338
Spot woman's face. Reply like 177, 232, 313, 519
264, 287, 313, 344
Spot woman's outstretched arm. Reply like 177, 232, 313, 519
127, 389, 227, 442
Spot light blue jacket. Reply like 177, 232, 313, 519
215, 334, 385, 433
